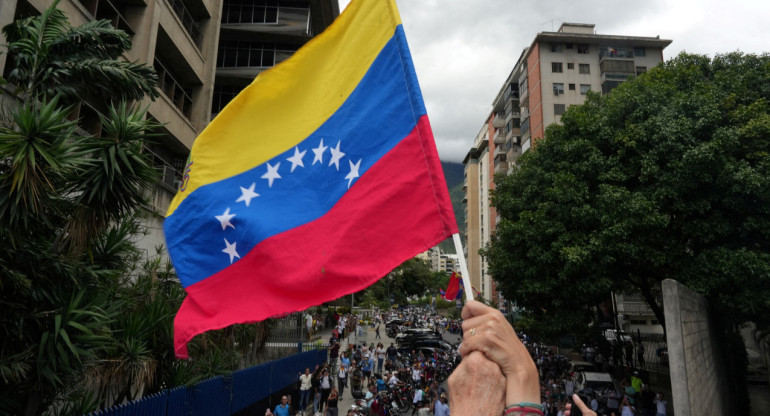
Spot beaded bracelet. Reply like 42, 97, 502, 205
503, 402, 545, 416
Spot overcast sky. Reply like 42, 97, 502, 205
338, 0, 770, 162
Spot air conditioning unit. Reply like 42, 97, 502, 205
162, 165, 177, 189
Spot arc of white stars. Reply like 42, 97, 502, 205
345, 159, 361, 188
329, 141, 345, 171
222, 238, 240, 263
215, 207, 236, 230
286, 146, 306, 172
261, 162, 281, 187
236, 182, 259, 207
312, 139, 328, 165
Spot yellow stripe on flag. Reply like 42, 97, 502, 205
167, 0, 402, 216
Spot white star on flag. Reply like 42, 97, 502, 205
215, 207, 236, 230
236, 182, 259, 207
345, 159, 361, 188
261, 162, 281, 187
222, 238, 240, 263
286, 146, 306, 172
329, 141, 345, 171
312, 139, 328, 165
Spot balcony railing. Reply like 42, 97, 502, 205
493, 129, 505, 145
167, 0, 202, 48
599, 46, 634, 60
154, 58, 193, 119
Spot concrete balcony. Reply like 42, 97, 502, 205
493, 129, 506, 145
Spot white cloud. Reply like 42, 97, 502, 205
339, 0, 770, 161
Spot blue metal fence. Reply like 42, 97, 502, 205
88, 349, 327, 416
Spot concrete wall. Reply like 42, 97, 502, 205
663, 278, 731, 416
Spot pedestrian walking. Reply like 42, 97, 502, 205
375, 324, 381, 339
337, 364, 347, 399
326, 388, 339, 416
299, 368, 313, 412
319, 369, 332, 414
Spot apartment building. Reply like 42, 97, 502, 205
462, 118, 494, 301
519, 23, 671, 150
463, 23, 671, 312
0, 0, 338, 259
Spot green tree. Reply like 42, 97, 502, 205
484, 52, 770, 410
2, 0, 157, 104
0, 3, 274, 414
0, 2, 167, 414
353, 257, 435, 307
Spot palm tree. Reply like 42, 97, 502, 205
2, 0, 158, 104
0, 2, 163, 414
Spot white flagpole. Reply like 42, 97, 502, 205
452, 233, 474, 301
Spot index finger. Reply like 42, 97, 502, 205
461, 300, 495, 320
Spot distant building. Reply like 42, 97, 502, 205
423, 247, 459, 275
463, 23, 671, 310
0, 0, 338, 260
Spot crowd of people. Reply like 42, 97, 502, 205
524, 345, 667, 416
271, 303, 669, 416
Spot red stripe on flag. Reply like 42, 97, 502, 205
174, 116, 456, 357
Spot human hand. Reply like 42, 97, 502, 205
566, 394, 596, 416
458, 300, 539, 406
447, 351, 506, 416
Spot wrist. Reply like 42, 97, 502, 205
504, 367, 540, 406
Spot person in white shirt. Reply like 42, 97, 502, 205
411, 363, 422, 384
298, 368, 313, 412
564, 378, 574, 397
337, 365, 348, 399
655, 392, 668, 416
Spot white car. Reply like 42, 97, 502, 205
574, 371, 619, 395
603, 329, 632, 344
569, 360, 596, 373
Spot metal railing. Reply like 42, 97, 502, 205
166, 0, 202, 47
154, 58, 193, 119
88, 349, 327, 416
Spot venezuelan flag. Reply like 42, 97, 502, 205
164, 0, 457, 358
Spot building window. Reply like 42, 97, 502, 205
569, 83, 575, 91
212, 85, 244, 114
636, 66, 647, 76
552, 83, 564, 95
577, 44, 589, 54
579, 63, 590, 74
567, 62, 574, 70
551, 62, 563, 73
217, 40, 299, 68
634, 47, 646, 57
551, 43, 563, 52
566, 43, 573, 49
554, 104, 566, 115
580, 84, 591, 95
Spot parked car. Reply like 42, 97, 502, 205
603, 329, 632, 344
569, 360, 596, 373
574, 371, 619, 396
399, 339, 453, 351
396, 346, 442, 357
396, 332, 442, 347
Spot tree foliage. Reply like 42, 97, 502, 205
356, 258, 435, 307
2, 0, 158, 103
484, 52, 770, 338
0, 4, 265, 414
